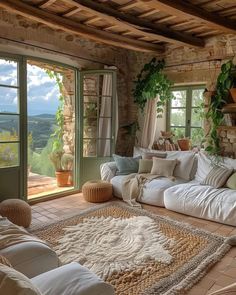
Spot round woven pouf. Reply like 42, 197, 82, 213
0, 199, 32, 228
82, 180, 112, 203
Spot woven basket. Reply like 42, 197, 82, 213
82, 180, 112, 203
0, 199, 32, 228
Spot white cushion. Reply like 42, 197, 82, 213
195, 152, 236, 182
31, 262, 114, 295
100, 162, 117, 182
111, 175, 187, 207
1, 241, 59, 278
0, 264, 42, 295
166, 151, 196, 180
133, 147, 196, 180
164, 181, 236, 226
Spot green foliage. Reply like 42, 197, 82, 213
46, 69, 64, 152
133, 58, 173, 117
205, 60, 236, 156
30, 137, 55, 177
0, 131, 18, 167
61, 153, 74, 171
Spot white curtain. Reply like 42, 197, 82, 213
140, 98, 158, 149
98, 66, 119, 156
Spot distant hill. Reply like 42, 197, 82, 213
0, 114, 56, 150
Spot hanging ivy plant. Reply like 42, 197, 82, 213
133, 58, 173, 117
205, 60, 236, 156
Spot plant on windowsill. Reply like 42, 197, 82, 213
205, 60, 236, 156
133, 58, 174, 117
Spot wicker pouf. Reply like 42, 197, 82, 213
0, 199, 32, 228
82, 180, 113, 203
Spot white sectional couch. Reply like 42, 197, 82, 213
101, 148, 236, 226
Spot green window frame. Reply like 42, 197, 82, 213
166, 85, 205, 146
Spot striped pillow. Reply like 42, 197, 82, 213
202, 166, 233, 188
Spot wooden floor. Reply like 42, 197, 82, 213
30, 194, 236, 295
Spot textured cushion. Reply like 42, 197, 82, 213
195, 152, 236, 182
151, 158, 178, 177
142, 152, 167, 160
113, 154, 141, 175
209, 282, 236, 295
32, 262, 114, 295
0, 264, 42, 295
226, 172, 236, 190
202, 166, 233, 188
138, 159, 153, 173
0, 255, 12, 267
167, 151, 196, 180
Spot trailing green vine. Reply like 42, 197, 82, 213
133, 58, 173, 117
46, 70, 64, 152
205, 60, 236, 156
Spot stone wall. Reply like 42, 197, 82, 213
218, 127, 236, 158
128, 34, 236, 156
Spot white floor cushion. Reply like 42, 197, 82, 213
111, 175, 187, 207
31, 262, 114, 295
164, 181, 236, 226
1, 241, 59, 278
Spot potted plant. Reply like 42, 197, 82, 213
49, 149, 74, 187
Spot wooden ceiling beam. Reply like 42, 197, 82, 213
138, 9, 159, 18
83, 16, 101, 25
71, 0, 204, 47
0, 0, 163, 52
155, 15, 176, 24
38, 0, 57, 9
140, 0, 236, 33
118, 1, 138, 11
62, 7, 81, 17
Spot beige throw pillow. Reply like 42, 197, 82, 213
226, 172, 236, 189
0, 264, 42, 295
151, 158, 178, 177
138, 159, 153, 174
202, 166, 233, 188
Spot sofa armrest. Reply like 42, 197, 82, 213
100, 162, 117, 182
31, 262, 115, 295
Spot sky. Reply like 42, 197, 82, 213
0, 59, 60, 115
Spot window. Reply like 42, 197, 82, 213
167, 86, 205, 147
0, 58, 20, 167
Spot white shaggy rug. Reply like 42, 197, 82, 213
55, 215, 174, 279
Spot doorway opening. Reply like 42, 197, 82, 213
27, 60, 76, 200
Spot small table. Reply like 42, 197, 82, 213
82, 180, 113, 203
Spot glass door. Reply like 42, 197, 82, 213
79, 70, 116, 187
0, 56, 26, 200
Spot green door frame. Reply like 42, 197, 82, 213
78, 69, 117, 187
0, 52, 80, 202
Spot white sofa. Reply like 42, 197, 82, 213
101, 148, 236, 226
0, 218, 114, 295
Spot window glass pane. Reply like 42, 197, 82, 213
0, 87, 19, 114
170, 127, 186, 139
84, 102, 97, 117
0, 59, 18, 86
0, 114, 19, 142
83, 75, 99, 96
0, 143, 19, 167
192, 89, 204, 107
171, 90, 186, 107
191, 128, 204, 147
98, 139, 111, 157
170, 109, 186, 126
83, 124, 97, 138
83, 139, 96, 157
191, 108, 203, 127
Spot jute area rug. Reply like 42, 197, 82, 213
32, 202, 233, 295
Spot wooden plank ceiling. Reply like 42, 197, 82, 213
0, 0, 235, 53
